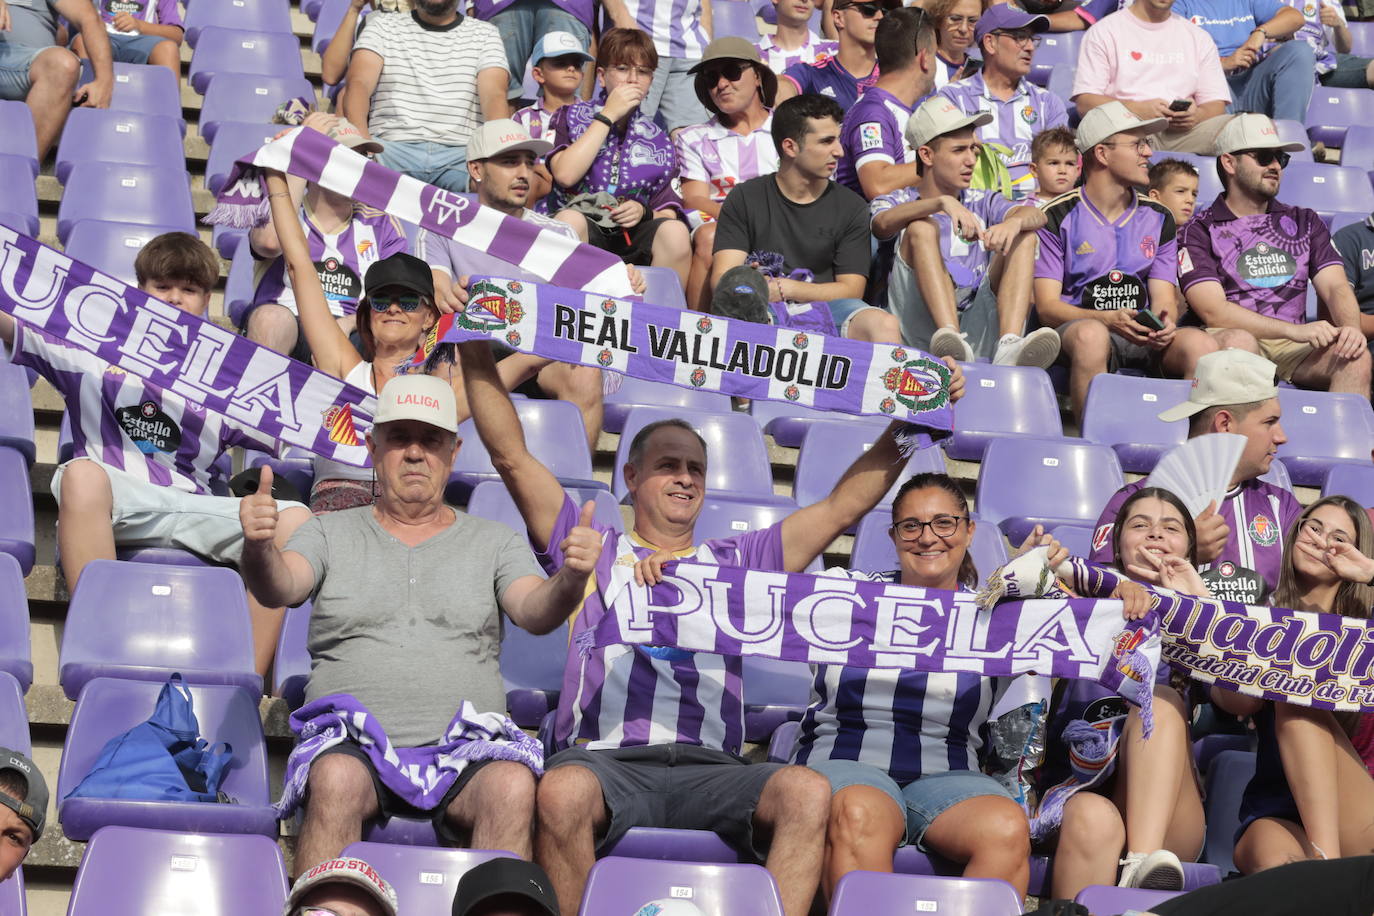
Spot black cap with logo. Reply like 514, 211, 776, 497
452, 857, 559, 916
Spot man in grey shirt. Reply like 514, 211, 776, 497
240, 370, 603, 873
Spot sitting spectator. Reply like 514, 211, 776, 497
1331, 209, 1374, 357
0, 749, 45, 884
451, 857, 559, 916
319, 0, 410, 108
1026, 125, 1080, 205
284, 857, 399, 916
1147, 157, 1200, 227
0, 0, 113, 161
547, 28, 691, 289
775, 0, 893, 109
600, 0, 710, 131
72, 0, 180, 79
756, 0, 839, 73
472, 0, 591, 106
1175, 0, 1311, 123
512, 31, 589, 141
676, 38, 779, 311
1277, 0, 1374, 89
1034, 102, 1216, 421
834, 7, 936, 199
240, 373, 600, 872
928, 0, 984, 89
244, 110, 407, 360
711, 94, 898, 343
1072, 0, 1233, 154
0, 232, 310, 675
938, 4, 1069, 200
342, 0, 508, 193
872, 95, 1061, 365
1180, 114, 1371, 396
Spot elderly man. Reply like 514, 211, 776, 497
0, 748, 45, 885
240, 372, 603, 872
283, 856, 399, 916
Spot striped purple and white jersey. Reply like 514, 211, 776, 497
754, 32, 838, 74
10, 325, 277, 495
933, 53, 980, 91
541, 495, 785, 754
612, 0, 709, 60
936, 72, 1068, 200
793, 569, 997, 783
470, 0, 593, 28
674, 113, 778, 229
512, 101, 558, 142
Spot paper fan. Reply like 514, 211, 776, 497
1144, 433, 1247, 517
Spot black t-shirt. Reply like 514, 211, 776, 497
713, 173, 872, 284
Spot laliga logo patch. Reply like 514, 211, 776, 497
323, 403, 361, 446
881, 357, 951, 412
1248, 513, 1279, 546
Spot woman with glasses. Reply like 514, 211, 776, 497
792, 472, 1036, 899
927, 0, 987, 89
1218, 496, 1374, 874
546, 28, 693, 289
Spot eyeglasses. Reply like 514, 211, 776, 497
943, 13, 979, 26
891, 515, 968, 540
995, 30, 1042, 46
369, 293, 426, 312
1300, 517, 1353, 547
1101, 138, 1153, 153
609, 64, 655, 79
1240, 148, 1291, 168
704, 61, 748, 83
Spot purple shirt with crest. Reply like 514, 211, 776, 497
936, 72, 1068, 200
1036, 189, 1178, 311
836, 87, 913, 199
548, 99, 683, 218
471, 0, 592, 27
781, 56, 879, 111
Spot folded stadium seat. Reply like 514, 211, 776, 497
225, 241, 258, 326
1328, 210, 1367, 235
942, 364, 1063, 462
742, 656, 812, 744
1075, 885, 1183, 913
1336, 124, 1374, 178
639, 265, 690, 310
0, 155, 39, 236
1029, 31, 1082, 88
0, 868, 25, 915
692, 494, 817, 567
54, 109, 185, 184
766, 718, 800, 762
0, 448, 34, 575
55, 162, 195, 244
749, 399, 842, 448
63, 220, 195, 286
1048, 523, 1093, 559
184, 0, 294, 47
1280, 162, 1374, 224
57, 679, 279, 840
58, 560, 261, 699
1305, 87, 1374, 149
213, 222, 248, 260
66, 825, 289, 914
975, 437, 1125, 544
1080, 373, 1190, 474
1201, 748, 1257, 875
341, 842, 517, 913
612, 406, 789, 504
1272, 119, 1314, 162
0, 362, 34, 466
243, 446, 317, 503
199, 73, 316, 144
188, 30, 307, 96
1274, 388, 1374, 486
312, 0, 360, 54
1258, 455, 1294, 491
272, 600, 311, 709
499, 620, 570, 730
1323, 462, 1374, 506
0, 560, 31, 693
580, 857, 784, 915
1159, 150, 1224, 204
0, 100, 38, 177
602, 826, 743, 863
1192, 733, 1255, 777
713, 0, 761, 40
204, 120, 278, 194
602, 375, 732, 434
447, 399, 606, 502
1046, 68, 1079, 128
830, 872, 1023, 916
303, 0, 326, 20
77, 61, 185, 133
849, 510, 1010, 579
466, 478, 624, 537
0, 671, 29, 751
890, 846, 1221, 898
0, 212, 34, 236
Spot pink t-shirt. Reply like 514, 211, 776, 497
1071, 7, 1232, 108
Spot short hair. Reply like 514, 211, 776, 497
1030, 126, 1077, 163
133, 232, 219, 293
0, 770, 30, 841
626, 419, 707, 469
596, 27, 658, 73
1187, 398, 1268, 438
874, 7, 935, 71
926, 0, 989, 28
1149, 157, 1199, 192
771, 93, 845, 157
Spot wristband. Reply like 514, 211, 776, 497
592, 112, 614, 130
1366, 571, 1374, 587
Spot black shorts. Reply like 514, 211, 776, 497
545, 744, 783, 859
586, 216, 674, 264
314, 744, 493, 845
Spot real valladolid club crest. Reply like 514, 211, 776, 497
601, 298, 618, 315
597, 348, 614, 366
459, 279, 525, 331
784, 384, 801, 401
696, 316, 713, 333
793, 332, 809, 349
690, 367, 707, 388
880, 355, 952, 413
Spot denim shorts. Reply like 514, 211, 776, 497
0, 41, 44, 100
809, 758, 1015, 849
107, 32, 168, 65
375, 140, 469, 193
828, 298, 885, 339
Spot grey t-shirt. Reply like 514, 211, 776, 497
288, 506, 544, 747
2, 0, 59, 49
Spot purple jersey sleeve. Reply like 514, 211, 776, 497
1036, 222, 1067, 283
540, 492, 619, 575
154, 0, 183, 28
976, 190, 1017, 227
1178, 218, 1225, 292
1150, 235, 1179, 284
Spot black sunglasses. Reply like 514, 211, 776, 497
704, 61, 748, 83
369, 293, 426, 312
1240, 148, 1291, 168
839, 1, 885, 17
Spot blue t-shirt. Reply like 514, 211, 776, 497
1174, 0, 1282, 55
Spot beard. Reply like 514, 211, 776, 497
414, 0, 456, 15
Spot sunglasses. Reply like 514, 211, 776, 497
1240, 148, 1290, 168
838, 1, 885, 17
369, 293, 426, 312
704, 61, 748, 83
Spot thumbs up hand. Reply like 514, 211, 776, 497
559, 500, 605, 576
240, 465, 281, 545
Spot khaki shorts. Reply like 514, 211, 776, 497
1205, 328, 1313, 381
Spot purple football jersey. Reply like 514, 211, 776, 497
1036, 189, 1178, 311
835, 87, 913, 198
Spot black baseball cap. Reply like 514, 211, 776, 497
0, 748, 46, 842
363, 252, 434, 302
452, 858, 559, 916
711, 265, 771, 325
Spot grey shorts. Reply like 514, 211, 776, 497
0, 41, 44, 101
545, 743, 783, 859
1055, 318, 1163, 373
886, 237, 1002, 359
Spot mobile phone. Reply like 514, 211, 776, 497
1135, 308, 1166, 331
1169, 99, 1191, 111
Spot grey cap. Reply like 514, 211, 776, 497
0, 749, 46, 842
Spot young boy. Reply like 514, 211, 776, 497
511, 30, 589, 211
0, 231, 310, 677
1028, 126, 1080, 206
72, 0, 184, 80
0, 748, 44, 885
1148, 158, 1201, 228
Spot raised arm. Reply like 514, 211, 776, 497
321, 0, 367, 85
499, 501, 603, 633
57, 0, 113, 108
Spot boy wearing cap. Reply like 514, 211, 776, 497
936, 3, 1068, 201
1034, 101, 1219, 422
1181, 113, 1372, 396
775, 0, 897, 110
0, 748, 46, 883
512, 31, 592, 144
756, 0, 839, 74
872, 94, 1061, 366
284, 856, 399, 916
1089, 349, 1302, 604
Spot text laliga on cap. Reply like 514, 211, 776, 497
372, 374, 459, 433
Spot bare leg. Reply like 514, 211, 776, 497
686, 222, 716, 312
921, 794, 1031, 897
1234, 816, 1313, 874
442, 760, 538, 858
1114, 687, 1205, 859
1291, 342, 1372, 395
821, 785, 905, 898
536, 361, 603, 453
56, 459, 115, 593
1052, 791, 1126, 898
245, 303, 301, 356
903, 221, 961, 331
844, 308, 903, 344
1159, 327, 1219, 379
1058, 318, 1111, 422
553, 209, 590, 243
752, 766, 830, 916
146, 39, 181, 82
989, 232, 1037, 337
651, 218, 691, 291
27, 47, 80, 162
1210, 328, 1261, 353
1272, 704, 1374, 859
295, 753, 381, 873
534, 764, 608, 915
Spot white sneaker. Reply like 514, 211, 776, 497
1118, 849, 1185, 891
929, 327, 975, 363
993, 328, 1061, 369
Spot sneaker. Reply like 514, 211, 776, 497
929, 327, 975, 363
1119, 849, 1185, 891
993, 328, 1061, 369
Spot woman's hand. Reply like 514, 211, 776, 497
1126, 549, 1211, 596
1112, 579, 1153, 621
1325, 540, 1374, 585
1014, 524, 1068, 570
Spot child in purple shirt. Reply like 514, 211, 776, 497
74, 0, 182, 79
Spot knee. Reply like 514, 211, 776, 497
1059, 793, 1125, 854
1213, 328, 1260, 353
58, 460, 112, 511
761, 766, 831, 832
869, 310, 902, 345
34, 47, 81, 88
473, 760, 537, 815
1063, 320, 1109, 361
692, 223, 716, 258
535, 765, 603, 837
305, 754, 377, 816
149, 40, 179, 66
656, 220, 690, 255
827, 788, 897, 847
977, 800, 1031, 856
1175, 328, 1219, 358
246, 302, 296, 337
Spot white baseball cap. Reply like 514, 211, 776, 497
530, 30, 592, 65
1075, 100, 1166, 152
1156, 349, 1280, 422
905, 96, 993, 150
373, 374, 459, 433
466, 118, 554, 161
283, 858, 398, 916
1214, 112, 1306, 156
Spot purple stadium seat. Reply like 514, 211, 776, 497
849, 510, 1010, 580
943, 364, 1063, 462
1337, 124, 1374, 177
272, 600, 311, 709
975, 437, 1125, 544
0, 672, 29, 751
361, 814, 441, 846
640, 265, 689, 310
1305, 87, 1374, 147
1259, 454, 1294, 491
714, 0, 761, 39
188, 30, 307, 95
0, 557, 30, 693
0, 448, 34, 575
0, 211, 34, 236
54, 109, 185, 184
830, 872, 1023, 916
213, 222, 248, 260
0, 868, 25, 915
1202, 749, 1256, 874
79, 62, 185, 130
1028, 31, 1081, 87
58, 560, 261, 699
749, 399, 843, 448
0, 101, 38, 176
205, 120, 277, 194
1323, 462, 1374, 506
792, 418, 946, 525
184, 0, 294, 47
64, 221, 195, 287
602, 375, 732, 434
1349, 20, 1374, 55
1081, 374, 1190, 473
1075, 885, 1183, 913
56, 162, 195, 244
341, 842, 517, 913
612, 406, 785, 504
890, 846, 1220, 898
1049, 523, 1093, 559
0, 155, 38, 236
67, 826, 288, 915
1274, 388, 1374, 486
1192, 734, 1254, 775
0, 362, 34, 465
1159, 151, 1224, 205
580, 857, 783, 915
243, 447, 317, 502
57, 679, 278, 840
742, 655, 812, 743
1328, 211, 1367, 235
692, 495, 813, 565
499, 620, 570, 729
312, 0, 362, 54
1273, 120, 1315, 162
603, 827, 743, 863
766, 718, 800, 763
447, 399, 605, 502
115, 547, 216, 567
1280, 162, 1374, 220
225, 241, 258, 327
303, 0, 325, 17
199, 73, 315, 144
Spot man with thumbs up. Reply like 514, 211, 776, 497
240, 374, 603, 873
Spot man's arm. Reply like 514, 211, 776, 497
774, 74, 800, 104
681, 180, 722, 221
1312, 263, 1370, 359
600, 0, 639, 30
857, 161, 919, 201
709, 248, 748, 290
342, 48, 384, 138
477, 66, 511, 120
870, 195, 949, 241
1184, 278, 1313, 340
776, 273, 866, 303
499, 502, 603, 634
1074, 91, 1172, 121
239, 467, 319, 607
57, 0, 113, 107
1044, 9, 1088, 30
